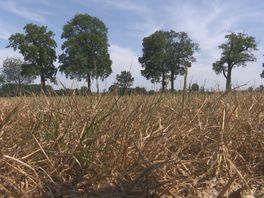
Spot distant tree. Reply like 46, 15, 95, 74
80, 86, 88, 95
1, 57, 34, 90
256, 85, 264, 92
116, 71, 134, 88
139, 30, 169, 92
190, 83, 199, 92
261, 63, 264, 78
59, 14, 112, 93
108, 83, 118, 92
247, 86, 254, 92
213, 32, 257, 91
7, 23, 57, 92
200, 86, 205, 93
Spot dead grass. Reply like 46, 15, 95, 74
0, 92, 263, 197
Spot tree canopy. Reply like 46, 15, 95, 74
167, 31, 199, 91
213, 32, 257, 91
1, 57, 35, 86
139, 30, 198, 92
139, 31, 170, 92
7, 23, 57, 92
59, 14, 112, 92
116, 70, 134, 88
190, 83, 199, 92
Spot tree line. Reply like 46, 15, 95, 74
0, 13, 263, 94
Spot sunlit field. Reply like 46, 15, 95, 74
0, 92, 263, 197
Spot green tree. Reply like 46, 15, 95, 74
167, 31, 199, 91
116, 70, 134, 88
190, 83, 199, 92
1, 57, 35, 89
0, 74, 5, 85
139, 30, 198, 92
59, 14, 112, 93
213, 32, 257, 91
139, 31, 169, 92
7, 23, 57, 92
256, 85, 264, 91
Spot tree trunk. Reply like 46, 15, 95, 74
94, 59, 99, 95
226, 66, 232, 92
18, 78, 22, 96
170, 70, 175, 92
181, 65, 188, 115
87, 74, 91, 93
40, 74, 46, 93
96, 77, 99, 94
161, 71, 166, 92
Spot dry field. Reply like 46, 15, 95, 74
0, 92, 263, 197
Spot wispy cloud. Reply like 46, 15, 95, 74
0, 21, 18, 40
0, 28, 11, 40
102, 0, 264, 88
0, 0, 48, 23
89, 0, 149, 13
0, 0, 263, 89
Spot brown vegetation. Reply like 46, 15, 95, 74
0, 93, 263, 197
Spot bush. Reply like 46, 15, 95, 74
0, 84, 53, 97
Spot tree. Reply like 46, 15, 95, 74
139, 31, 169, 92
116, 71, 134, 88
213, 32, 257, 91
167, 31, 199, 91
108, 83, 118, 92
139, 30, 198, 92
256, 85, 264, 91
7, 23, 57, 92
261, 63, 264, 78
1, 57, 34, 89
59, 14, 112, 93
190, 83, 199, 92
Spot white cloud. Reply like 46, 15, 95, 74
1, 0, 264, 90
0, 0, 47, 23
154, 0, 264, 89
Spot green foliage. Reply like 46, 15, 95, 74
256, 85, 264, 92
0, 74, 5, 85
7, 23, 57, 91
116, 70, 134, 88
190, 83, 199, 92
0, 83, 53, 97
167, 31, 199, 90
139, 31, 169, 85
213, 32, 257, 91
108, 83, 118, 92
139, 30, 198, 91
108, 84, 146, 95
1, 57, 35, 86
59, 14, 112, 92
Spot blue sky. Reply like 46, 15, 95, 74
0, 0, 264, 90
